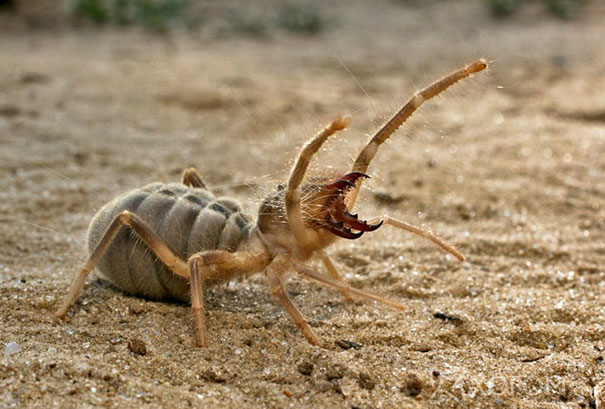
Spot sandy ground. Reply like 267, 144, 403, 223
1, 1, 604, 408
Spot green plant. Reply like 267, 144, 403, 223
546, 0, 587, 19
75, 0, 109, 23
276, 4, 323, 35
226, 11, 269, 38
73, 0, 195, 31
112, 0, 135, 25
486, 0, 588, 19
134, 0, 189, 32
486, 0, 522, 17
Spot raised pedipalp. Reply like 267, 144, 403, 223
347, 59, 488, 210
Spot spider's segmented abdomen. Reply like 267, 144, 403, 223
86, 183, 253, 301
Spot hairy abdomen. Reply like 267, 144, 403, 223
87, 183, 252, 301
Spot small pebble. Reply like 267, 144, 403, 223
373, 190, 406, 204
4, 342, 20, 360
333, 381, 344, 395
358, 372, 376, 390
297, 361, 314, 376
201, 368, 226, 383
594, 381, 605, 409
433, 312, 462, 323
401, 373, 423, 397
335, 339, 363, 350
325, 364, 346, 380
127, 338, 147, 356
316, 381, 332, 393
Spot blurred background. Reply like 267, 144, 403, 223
0, 0, 595, 32
1, 1, 604, 408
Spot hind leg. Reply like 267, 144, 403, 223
182, 167, 207, 188
55, 210, 189, 318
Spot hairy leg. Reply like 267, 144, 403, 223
294, 264, 406, 311
368, 216, 465, 261
186, 248, 270, 346
265, 255, 324, 346
348, 60, 488, 209
189, 257, 208, 347
55, 210, 189, 318
318, 251, 354, 302
182, 167, 207, 188
285, 117, 350, 250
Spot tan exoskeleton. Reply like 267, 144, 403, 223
56, 60, 487, 347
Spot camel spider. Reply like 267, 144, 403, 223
56, 59, 487, 347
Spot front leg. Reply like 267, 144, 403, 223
187, 249, 270, 347
189, 257, 209, 347
265, 254, 324, 347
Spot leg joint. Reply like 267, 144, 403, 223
187, 255, 203, 269
269, 285, 283, 297
412, 93, 425, 107
118, 210, 132, 222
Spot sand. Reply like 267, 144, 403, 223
1, 1, 604, 408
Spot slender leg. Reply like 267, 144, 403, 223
318, 251, 354, 302
189, 257, 208, 347
368, 215, 465, 261
182, 167, 207, 188
188, 249, 270, 282
185, 248, 270, 346
265, 255, 324, 347
55, 210, 189, 319
294, 264, 406, 311
348, 60, 488, 209
285, 117, 350, 250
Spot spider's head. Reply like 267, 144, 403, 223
257, 172, 382, 246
